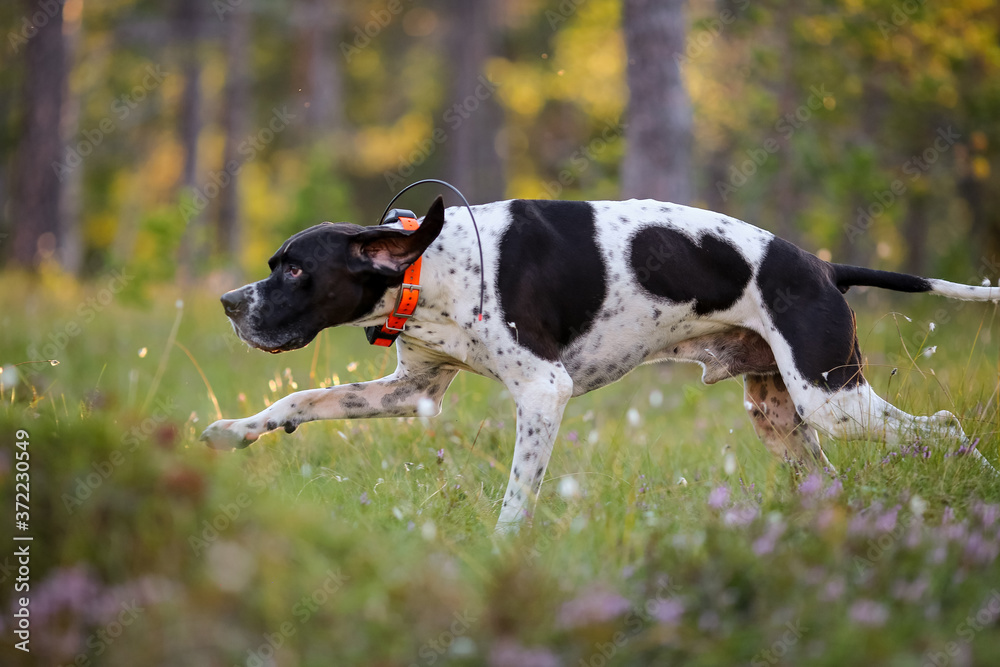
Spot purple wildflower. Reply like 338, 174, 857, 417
875, 505, 900, 533
436, 448, 445, 464
849, 599, 888, 627
489, 639, 560, 667
816, 507, 837, 531
649, 597, 685, 626
565, 430, 579, 443
557, 589, 632, 629
359, 491, 371, 505
891, 576, 929, 603
723, 505, 759, 527
821, 576, 845, 602
964, 531, 1000, 565
707, 486, 730, 510
752, 519, 786, 556
798, 474, 823, 496
973, 501, 1000, 528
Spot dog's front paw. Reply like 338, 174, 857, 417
199, 419, 259, 450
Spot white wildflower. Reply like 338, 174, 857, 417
557, 476, 582, 499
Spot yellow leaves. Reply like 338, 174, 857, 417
507, 174, 550, 200
971, 131, 988, 152
796, 15, 838, 46
87, 213, 118, 249
349, 47, 382, 80
935, 85, 957, 109
142, 136, 184, 195
891, 34, 913, 60
536, 0, 625, 118
490, 59, 546, 118
972, 156, 991, 180
352, 113, 433, 173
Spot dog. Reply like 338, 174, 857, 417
201, 196, 998, 530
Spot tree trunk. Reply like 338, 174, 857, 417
217, 0, 251, 263
443, 0, 505, 204
11, 0, 67, 268
59, 5, 84, 274
175, 0, 203, 279
295, 0, 344, 133
621, 0, 692, 204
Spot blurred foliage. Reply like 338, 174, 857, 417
2, 0, 999, 278
1, 272, 999, 665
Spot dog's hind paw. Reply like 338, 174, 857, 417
199, 419, 258, 450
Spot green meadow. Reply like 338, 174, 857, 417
2, 272, 999, 666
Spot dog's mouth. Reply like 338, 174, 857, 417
228, 319, 307, 354
263, 337, 306, 354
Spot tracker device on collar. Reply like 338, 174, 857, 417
364, 208, 422, 347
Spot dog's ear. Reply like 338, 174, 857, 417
350, 196, 446, 277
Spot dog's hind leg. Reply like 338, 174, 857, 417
743, 373, 836, 473
754, 244, 996, 472
791, 381, 997, 473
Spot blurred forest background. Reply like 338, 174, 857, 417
2, 0, 1000, 290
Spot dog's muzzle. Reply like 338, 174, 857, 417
221, 290, 246, 317
220, 287, 306, 354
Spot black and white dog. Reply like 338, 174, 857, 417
201, 197, 997, 530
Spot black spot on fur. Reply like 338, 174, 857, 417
757, 237, 863, 390
629, 227, 752, 315
341, 394, 370, 411
497, 200, 608, 360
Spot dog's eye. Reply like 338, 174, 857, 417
286, 265, 303, 279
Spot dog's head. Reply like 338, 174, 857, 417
221, 196, 446, 353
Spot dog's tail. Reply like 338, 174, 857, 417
831, 264, 999, 302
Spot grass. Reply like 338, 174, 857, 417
2, 270, 1000, 666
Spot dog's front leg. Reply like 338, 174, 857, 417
200, 363, 457, 450
495, 370, 574, 533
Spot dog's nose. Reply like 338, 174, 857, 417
221, 290, 245, 316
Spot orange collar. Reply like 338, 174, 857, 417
366, 214, 422, 347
